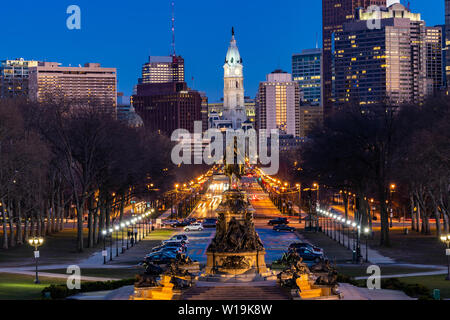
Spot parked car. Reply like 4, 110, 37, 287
273, 224, 296, 233
161, 219, 178, 226
171, 220, 191, 228
268, 217, 289, 225
163, 234, 189, 245
184, 223, 204, 232
295, 247, 324, 263
203, 218, 217, 228
186, 218, 197, 224
289, 242, 324, 254
151, 242, 186, 253
144, 251, 177, 265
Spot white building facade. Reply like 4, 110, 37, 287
256, 70, 300, 137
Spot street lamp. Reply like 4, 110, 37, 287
125, 221, 130, 249
120, 223, 125, 253
389, 184, 396, 228
364, 227, 371, 263
313, 182, 319, 206
440, 234, 450, 281
114, 225, 120, 257
102, 230, 107, 264
109, 228, 113, 261
28, 237, 44, 284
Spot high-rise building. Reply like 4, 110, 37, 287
333, 3, 442, 106
141, 56, 185, 84
133, 82, 202, 135
256, 70, 301, 137
292, 48, 323, 106
0, 58, 38, 99
446, 0, 450, 88
28, 62, 117, 112
299, 106, 324, 137
322, 0, 386, 114
424, 27, 444, 95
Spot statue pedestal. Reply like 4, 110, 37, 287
205, 251, 268, 275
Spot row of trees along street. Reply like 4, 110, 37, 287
0, 99, 176, 252
281, 97, 449, 247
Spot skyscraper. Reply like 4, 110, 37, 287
256, 70, 300, 137
141, 55, 185, 84
322, 0, 386, 114
292, 48, 323, 106
333, 3, 442, 106
28, 62, 117, 113
132, 82, 202, 135
0, 58, 38, 99
446, 0, 450, 88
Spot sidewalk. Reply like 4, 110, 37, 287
322, 228, 395, 264
0, 268, 120, 282
339, 283, 415, 300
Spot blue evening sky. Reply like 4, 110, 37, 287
0, 0, 444, 102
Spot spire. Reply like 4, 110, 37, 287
171, 1, 176, 56
232, 27, 235, 36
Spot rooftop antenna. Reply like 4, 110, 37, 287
316, 32, 319, 49
171, 0, 176, 57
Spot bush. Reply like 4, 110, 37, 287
380, 278, 431, 299
42, 278, 136, 300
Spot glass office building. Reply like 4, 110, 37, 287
292, 49, 323, 106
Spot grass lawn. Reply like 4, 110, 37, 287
368, 229, 448, 266
0, 228, 174, 268
0, 273, 67, 300
0, 229, 102, 267
400, 275, 450, 299
40, 268, 139, 279
145, 229, 175, 240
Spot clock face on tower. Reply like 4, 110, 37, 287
234, 69, 241, 76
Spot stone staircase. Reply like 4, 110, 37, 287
181, 285, 291, 300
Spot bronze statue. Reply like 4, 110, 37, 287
277, 252, 311, 288
135, 262, 163, 288
207, 191, 264, 253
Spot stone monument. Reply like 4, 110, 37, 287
204, 164, 268, 276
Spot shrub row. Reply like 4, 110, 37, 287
42, 278, 136, 299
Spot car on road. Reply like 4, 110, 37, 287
184, 223, 203, 232
268, 217, 289, 225
144, 251, 177, 265
151, 242, 186, 253
273, 224, 296, 233
203, 218, 217, 228
289, 242, 324, 254
163, 234, 189, 245
295, 247, 324, 263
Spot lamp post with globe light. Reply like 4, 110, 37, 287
440, 234, 450, 281
28, 237, 44, 284
109, 228, 113, 261
102, 230, 107, 264
364, 227, 371, 262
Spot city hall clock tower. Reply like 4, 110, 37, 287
223, 27, 247, 129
